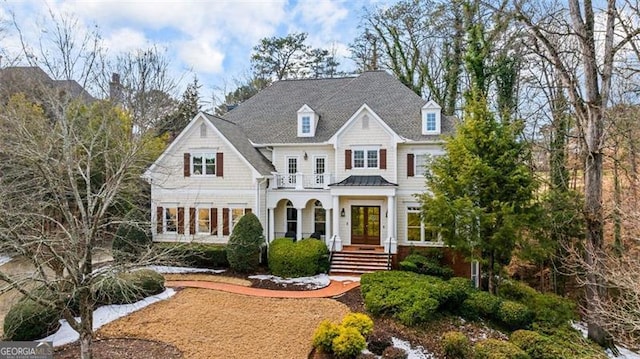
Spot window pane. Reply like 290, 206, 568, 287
231, 208, 244, 229
426, 113, 436, 131
286, 202, 297, 233
205, 156, 215, 175
192, 156, 203, 175
407, 211, 421, 241
165, 208, 177, 232
353, 150, 364, 168
314, 206, 326, 235
302, 116, 310, 133
315, 158, 325, 174
367, 150, 378, 168
198, 208, 210, 233
407, 227, 421, 241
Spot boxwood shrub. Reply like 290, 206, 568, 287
227, 213, 264, 272
268, 238, 329, 278
399, 253, 454, 279
3, 299, 60, 341
154, 242, 228, 268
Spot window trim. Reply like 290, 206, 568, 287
406, 206, 443, 245
285, 200, 297, 235
352, 147, 379, 169
191, 152, 216, 176
301, 116, 311, 134
421, 109, 441, 135
414, 153, 429, 177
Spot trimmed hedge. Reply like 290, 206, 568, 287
441, 331, 471, 359
460, 290, 502, 320
154, 242, 228, 268
268, 238, 329, 278
227, 213, 264, 272
112, 223, 152, 263
399, 253, 454, 279
473, 339, 530, 359
497, 300, 534, 330
3, 299, 60, 341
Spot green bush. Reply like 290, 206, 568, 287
399, 253, 454, 279
497, 280, 539, 302
154, 242, 228, 268
460, 290, 502, 320
361, 271, 471, 326
382, 346, 408, 359
332, 326, 366, 358
268, 237, 329, 278
112, 223, 151, 263
497, 300, 534, 330
127, 269, 165, 296
94, 269, 164, 305
510, 329, 607, 359
442, 331, 471, 359
510, 330, 561, 359
312, 320, 340, 353
226, 213, 264, 273
3, 299, 60, 341
473, 339, 530, 359
341, 313, 374, 337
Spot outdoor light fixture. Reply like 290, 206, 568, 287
341, 208, 345, 217
303, 152, 308, 160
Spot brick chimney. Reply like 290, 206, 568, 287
109, 73, 123, 103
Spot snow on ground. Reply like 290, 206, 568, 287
0, 255, 12, 266
392, 337, 435, 359
146, 265, 226, 274
248, 273, 330, 289
41, 288, 176, 347
572, 321, 640, 359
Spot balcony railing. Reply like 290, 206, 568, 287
271, 173, 333, 190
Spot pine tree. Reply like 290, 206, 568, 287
159, 77, 201, 139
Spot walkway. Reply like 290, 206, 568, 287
165, 279, 360, 299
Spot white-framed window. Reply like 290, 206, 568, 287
301, 116, 311, 134
421, 101, 441, 135
197, 208, 210, 234
164, 207, 178, 233
414, 154, 429, 177
192, 153, 216, 175
314, 200, 326, 236
353, 148, 378, 169
314, 156, 326, 184
425, 113, 436, 132
286, 156, 298, 185
406, 206, 441, 243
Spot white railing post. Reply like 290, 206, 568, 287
295, 173, 304, 190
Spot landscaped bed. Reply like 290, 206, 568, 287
96, 288, 350, 359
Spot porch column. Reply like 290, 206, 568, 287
385, 195, 397, 254
296, 207, 303, 240
268, 207, 275, 243
331, 195, 342, 251
325, 208, 332, 242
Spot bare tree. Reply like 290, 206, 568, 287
0, 91, 168, 358
513, 0, 640, 345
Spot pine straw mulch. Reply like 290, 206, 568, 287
162, 273, 251, 286
95, 287, 350, 359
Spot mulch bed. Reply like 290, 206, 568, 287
54, 338, 182, 359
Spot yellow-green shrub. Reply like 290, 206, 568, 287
332, 326, 366, 358
342, 313, 374, 337
474, 339, 530, 359
442, 331, 471, 359
312, 320, 340, 353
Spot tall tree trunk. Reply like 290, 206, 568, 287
613, 154, 622, 255
79, 286, 93, 359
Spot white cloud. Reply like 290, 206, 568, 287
178, 39, 225, 74
103, 28, 148, 54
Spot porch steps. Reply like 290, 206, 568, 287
330, 246, 390, 275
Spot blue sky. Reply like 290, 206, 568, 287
1, 0, 390, 102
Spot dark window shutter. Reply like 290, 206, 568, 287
407, 154, 415, 177
183, 153, 190, 177
245, 208, 252, 215
189, 207, 196, 234
177, 207, 185, 234
223, 208, 230, 235
380, 149, 387, 169
216, 152, 224, 177
210, 208, 218, 235
345, 149, 352, 170
156, 206, 164, 233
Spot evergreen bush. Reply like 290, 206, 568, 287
226, 213, 264, 272
497, 300, 534, 330
312, 319, 340, 353
399, 253, 454, 279
441, 331, 471, 359
268, 237, 329, 277
3, 299, 60, 341
332, 326, 366, 358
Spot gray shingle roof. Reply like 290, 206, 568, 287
0, 66, 94, 102
329, 175, 398, 187
222, 71, 453, 144
203, 113, 275, 176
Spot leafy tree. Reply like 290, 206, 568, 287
214, 76, 269, 116
420, 95, 537, 294
226, 213, 264, 273
251, 32, 310, 81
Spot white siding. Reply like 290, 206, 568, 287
272, 145, 334, 176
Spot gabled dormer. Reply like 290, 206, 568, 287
297, 104, 318, 137
421, 100, 441, 135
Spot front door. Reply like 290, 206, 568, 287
351, 206, 381, 245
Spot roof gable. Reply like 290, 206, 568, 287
328, 104, 402, 145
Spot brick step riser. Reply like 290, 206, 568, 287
332, 260, 388, 266
332, 254, 389, 260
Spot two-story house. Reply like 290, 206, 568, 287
144, 71, 477, 279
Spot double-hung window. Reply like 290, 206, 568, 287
353, 149, 378, 169
192, 153, 216, 175
406, 207, 440, 243
164, 207, 178, 233
197, 208, 210, 233
425, 113, 437, 132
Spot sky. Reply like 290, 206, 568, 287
1, 0, 389, 104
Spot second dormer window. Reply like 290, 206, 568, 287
301, 116, 311, 134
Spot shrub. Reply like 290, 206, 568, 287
442, 331, 471, 359
510, 330, 560, 359
460, 290, 502, 320
497, 280, 538, 302
332, 326, 367, 358
112, 223, 151, 263
4, 299, 60, 341
342, 313, 374, 337
510, 329, 607, 359
268, 237, 329, 278
497, 300, 534, 330
312, 320, 340, 353
226, 213, 264, 272
382, 346, 408, 359
94, 269, 164, 305
154, 242, 228, 268
127, 269, 165, 296
367, 330, 392, 355
473, 339, 530, 359
399, 253, 454, 279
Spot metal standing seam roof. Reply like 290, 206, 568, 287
328, 175, 398, 187
222, 70, 454, 144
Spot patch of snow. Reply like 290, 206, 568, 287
0, 255, 13, 266
41, 288, 176, 347
146, 265, 226, 274
329, 275, 361, 282
248, 273, 330, 289
392, 337, 435, 359
572, 322, 640, 359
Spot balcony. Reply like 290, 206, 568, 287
271, 173, 334, 190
